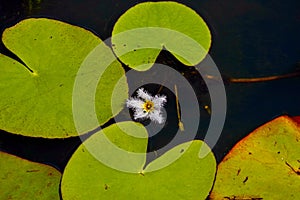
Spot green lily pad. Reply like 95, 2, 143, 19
210, 116, 300, 199
111, 1, 211, 71
0, 18, 127, 138
0, 151, 61, 200
61, 121, 216, 200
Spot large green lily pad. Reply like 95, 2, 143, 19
210, 116, 300, 199
111, 1, 211, 71
0, 18, 127, 138
0, 151, 61, 200
61, 121, 216, 200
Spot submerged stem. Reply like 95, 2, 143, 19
175, 84, 184, 131
229, 71, 300, 83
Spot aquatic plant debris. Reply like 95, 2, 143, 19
126, 88, 167, 124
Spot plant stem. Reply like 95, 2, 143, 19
229, 71, 300, 83
174, 84, 184, 131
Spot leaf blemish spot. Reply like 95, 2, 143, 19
26, 169, 40, 172
285, 161, 300, 175
104, 184, 109, 190
237, 168, 241, 176
243, 176, 248, 184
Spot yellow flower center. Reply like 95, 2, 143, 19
143, 100, 154, 112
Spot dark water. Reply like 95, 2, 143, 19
0, 0, 299, 172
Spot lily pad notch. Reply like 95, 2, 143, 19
111, 1, 212, 71
61, 121, 217, 200
0, 18, 128, 138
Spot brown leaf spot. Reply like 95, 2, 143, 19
139, 172, 145, 176
224, 195, 263, 200
285, 161, 300, 175
47, 182, 52, 187
237, 168, 241, 176
26, 169, 40, 172
243, 176, 248, 184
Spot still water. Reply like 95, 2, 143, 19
0, 0, 299, 170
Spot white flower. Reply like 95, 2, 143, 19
126, 88, 167, 124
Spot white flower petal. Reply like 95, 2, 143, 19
152, 95, 167, 108
137, 88, 153, 101
126, 98, 144, 109
133, 108, 149, 120
149, 110, 165, 124
127, 88, 167, 123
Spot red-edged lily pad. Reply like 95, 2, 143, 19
0, 152, 61, 199
210, 115, 300, 199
